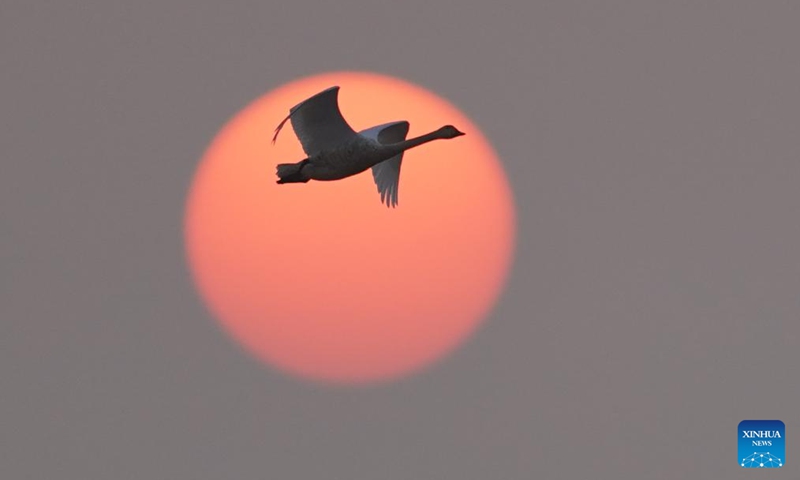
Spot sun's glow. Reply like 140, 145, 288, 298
185, 71, 516, 384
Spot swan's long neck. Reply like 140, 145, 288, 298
386, 130, 447, 153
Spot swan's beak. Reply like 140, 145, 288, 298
455, 130, 466, 137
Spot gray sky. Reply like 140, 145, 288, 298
3, 1, 799, 478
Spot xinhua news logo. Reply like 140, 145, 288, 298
739, 420, 785, 468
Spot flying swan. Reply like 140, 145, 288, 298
272, 86, 465, 207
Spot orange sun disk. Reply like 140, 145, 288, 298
185, 71, 516, 384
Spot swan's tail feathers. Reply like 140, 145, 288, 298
276, 160, 310, 184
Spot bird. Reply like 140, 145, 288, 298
271, 86, 465, 207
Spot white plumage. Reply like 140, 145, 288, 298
272, 86, 464, 207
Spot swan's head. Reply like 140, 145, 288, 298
438, 125, 466, 139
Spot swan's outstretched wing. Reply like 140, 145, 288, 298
272, 86, 358, 156
360, 121, 410, 208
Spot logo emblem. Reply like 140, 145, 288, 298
739, 420, 785, 468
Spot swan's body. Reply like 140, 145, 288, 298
272, 86, 464, 207
293, 135, 389, 181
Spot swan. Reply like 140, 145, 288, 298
271, 86, 465, 207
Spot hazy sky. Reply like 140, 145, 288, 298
3, 1, 799, 478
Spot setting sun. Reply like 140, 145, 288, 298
185, 71, 516, 384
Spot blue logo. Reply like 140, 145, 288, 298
739, 420, 785, 468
